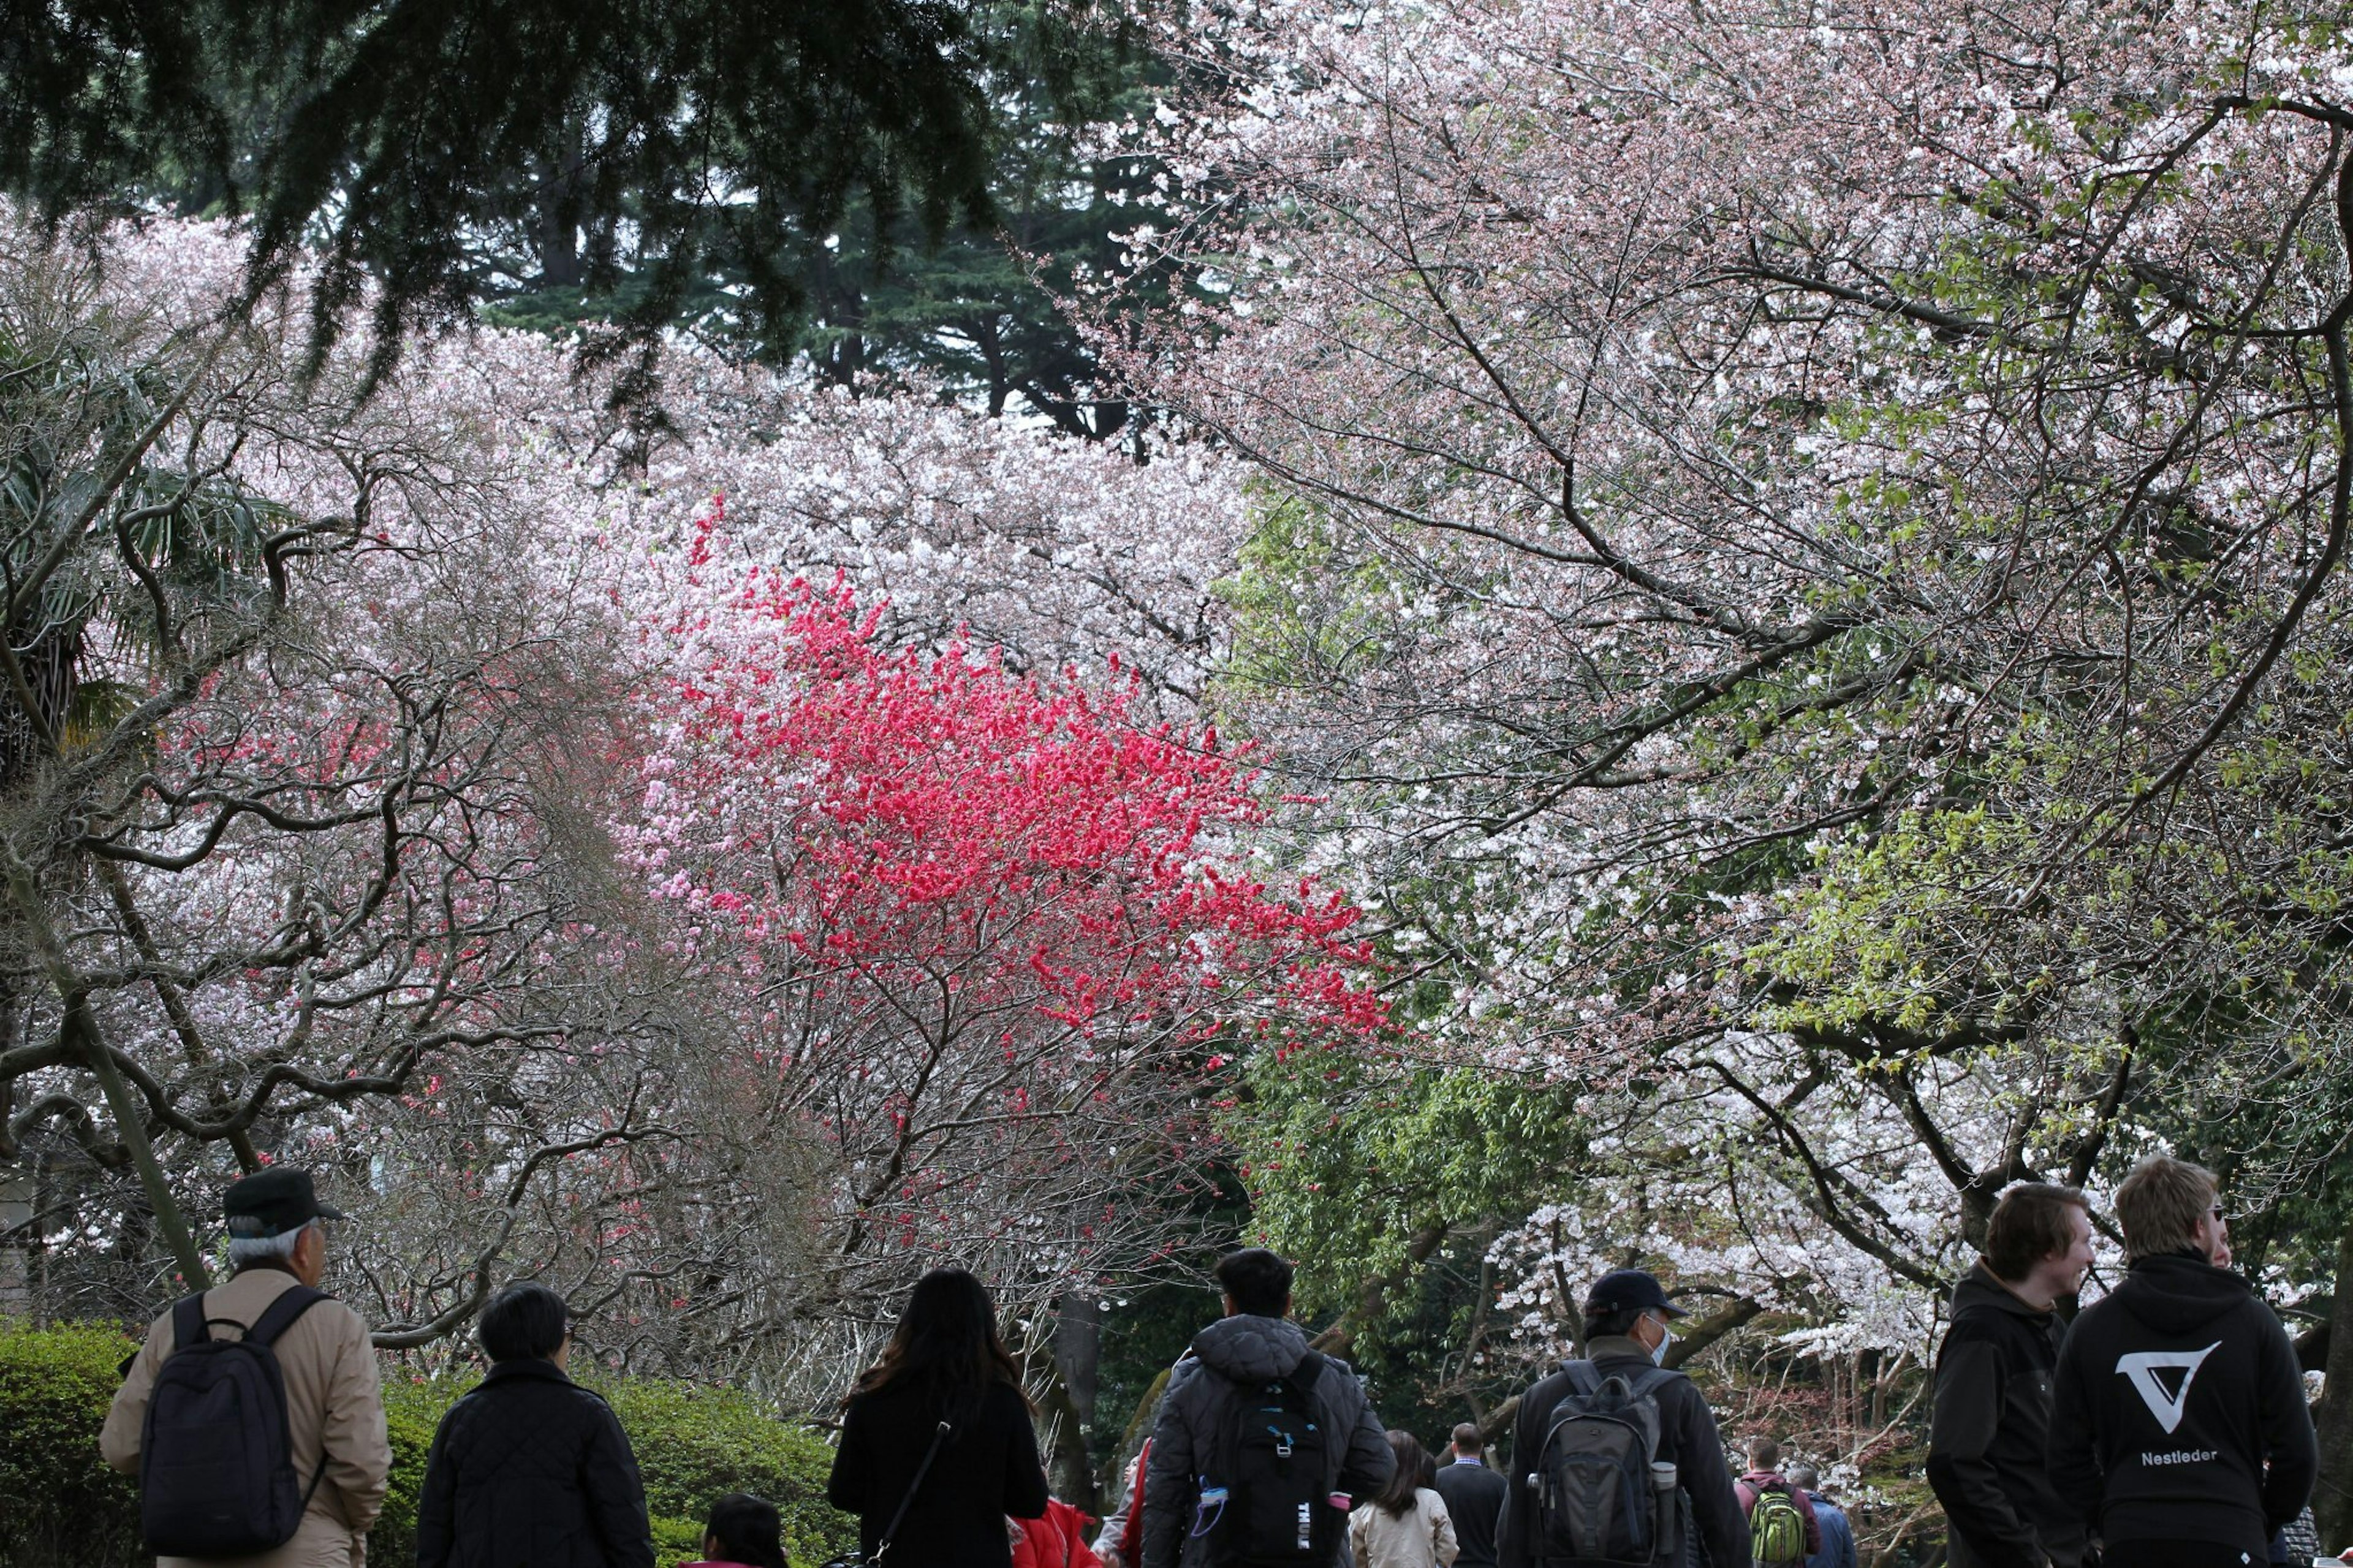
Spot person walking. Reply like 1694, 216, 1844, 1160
416, 1281, 656, 1568
1496, 1268, 1748, 1568
1352, 1431, 1460, 1568
1140, 1247, 1395, 1568
827, 1267, 1050, 1568
1928, 1181, 2096, 1568
2048, 1156, 2317, 1568
1431, 1423, 1506, 1568
100, 1168, 390, 1568
1737, 1437, 1822, 1566
1785, 1466, 1856, 1568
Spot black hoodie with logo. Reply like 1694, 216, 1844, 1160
2047, 1251, 2316, 1556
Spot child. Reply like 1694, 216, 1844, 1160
1011, 1498, 1103, 1568
681, 1493, 786, 1568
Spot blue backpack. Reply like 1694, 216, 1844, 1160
139, 1286, 330, 1558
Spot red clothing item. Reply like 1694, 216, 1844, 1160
1012, 1499, 1102, 1568
1735, 1470, 1823, 1555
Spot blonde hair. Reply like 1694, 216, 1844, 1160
2113, 1155, 2217, 1261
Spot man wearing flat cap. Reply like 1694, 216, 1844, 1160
1497, 1268, 1749, 1568
102, 1168, 392, 1567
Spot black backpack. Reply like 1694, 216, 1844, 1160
1525, 1362, 1686, 1568
1199, 1349, 1343, 1568
139, 1286, 331, 1558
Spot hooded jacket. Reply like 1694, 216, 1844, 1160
1495, 1336, 1749, 1568
1926, 1263, 2085, 1568
1140, 1315, 1395, 1568
2047, 1251, 2316, 1557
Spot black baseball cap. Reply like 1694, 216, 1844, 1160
223, 1168, 347, 1240
1583, 1267, 1688, 1319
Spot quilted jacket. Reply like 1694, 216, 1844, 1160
415, 1357, 656, 1568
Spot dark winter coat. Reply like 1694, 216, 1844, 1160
826, 1376, 1049, 1568
415, 1357, 656, 1568
1140, 1314, 1396, 1568
1495, 1336, 1749, 1568
2047, 1250, 2317, 1558
1927, 1263, 2086, 1568
1432, 1459, 1508, 1568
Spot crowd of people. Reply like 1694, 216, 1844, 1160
89, 1153, 2337, 1568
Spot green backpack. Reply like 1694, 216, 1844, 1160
1749, 1484, 1808, 1565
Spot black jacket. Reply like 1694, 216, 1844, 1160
1926, 1263, 2086, 1568
827, 1377, 1049, 1568
417, 1357, 656, 1568
2048, 1251, 2317, 1556
1496, 1338, 1748, 1568
1433, 1460, 1507, 1568
1142, 1314, 1395, 1568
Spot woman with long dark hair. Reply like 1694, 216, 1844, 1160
825, 1268, 1050, 1567
1349, 1430, 1458, 1568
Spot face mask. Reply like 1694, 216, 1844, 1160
1650, 1320, 1674, 1366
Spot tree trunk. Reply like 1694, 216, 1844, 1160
1025, 1338, 1099, 1515
537, 133, 586, 289
82, 1017, 210, 1292
2314, 1208, 2353, 1550
5, 856, 209, 1290
1056, 1289, 1100, 1427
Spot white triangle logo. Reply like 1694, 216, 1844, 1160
2115, 1343, 2222, 1434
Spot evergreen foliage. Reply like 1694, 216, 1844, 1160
0, 1, 1028, 380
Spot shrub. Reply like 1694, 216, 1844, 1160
0, 1320, 143, 1568
598, 1377, 851, 1568
0, 1323, 854, 1568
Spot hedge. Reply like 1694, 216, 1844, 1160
0, 1320, 146, 1568
0, 1321, 854, 1568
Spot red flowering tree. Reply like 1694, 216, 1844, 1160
620, 562, 1389, 1320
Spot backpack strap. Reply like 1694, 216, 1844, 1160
244, 1286, 329, 1347
1621, 1365, 1679, 1401
1561, 1359, 1602, 1399
170, 1293, 210, 1352
1283, 1350, 1326, 1395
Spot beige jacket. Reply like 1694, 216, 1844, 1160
1350, 1490, 1459, 1568
101, 1266, 393, 1568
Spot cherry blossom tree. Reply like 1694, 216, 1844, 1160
0, 221, 676, 1324
0, 210, 1295, 1409
1095, 0, 2353, 1526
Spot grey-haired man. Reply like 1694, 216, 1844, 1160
102, 1168, 391, 1568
